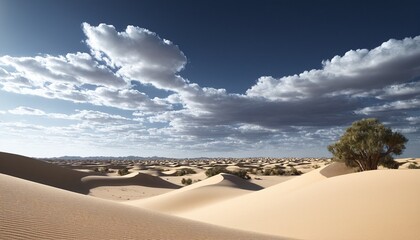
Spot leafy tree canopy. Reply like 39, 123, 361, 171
328, 118, 408, 171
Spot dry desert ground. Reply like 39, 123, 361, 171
1, 152, 420, 240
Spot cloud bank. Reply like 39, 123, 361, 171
1, 23, 419, 156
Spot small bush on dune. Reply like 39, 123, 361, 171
263, 168, 272, 176
181, 178, 193, 185
93, 166, 109, 173
286, 167, 303, 176
205, 166, 229, 177
262, 166, 302, 176
175, 168, 197, 176
381, 157, 400, 169
261, 166, 286, 176
118, 168, 130, 176
249, 168, 258, 174
234, 169, 251, 180
205, 166, 251, 180
312, 164, 321, 169
408, 163, 420, 169
272, 167, 286, 175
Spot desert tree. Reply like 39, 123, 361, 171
328, 118, 408, 171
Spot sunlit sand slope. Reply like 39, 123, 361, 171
126, 173, 263, 214
183, 165, 420, 240
0, 173, 288, 240
81, 172, 180, 189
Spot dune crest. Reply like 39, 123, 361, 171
182, 166, 420, 240
0, 173, 287, 240
126, 173, 263, 214
2, 152, 419, 240
81, 172, 180, 189
0, 152, 89, 193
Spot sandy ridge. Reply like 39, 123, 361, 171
181, 164, 420, 240
0, 173, 288, 240
125, 173, 263, 214
0, 152, 89, 193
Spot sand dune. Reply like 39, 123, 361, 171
81, 172, 180, 189
2, 151, 418, 240
126, 173, 263, 214
161, 162, 351, 217
0, 173, 287, 240
0, 152, 90, 193
0, 152, 180, 196
83, 172, 181, 201
182, 165, 420, 240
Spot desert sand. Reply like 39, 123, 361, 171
0, 152, 286, 240
82, 172, 180, 200
0, 173, 287, 240
179, 163, 420, 240
125, 173, 264, 214
0, 152, 90, 193
1, 152, 420, 240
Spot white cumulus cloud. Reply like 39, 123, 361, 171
82, 23, 188, 91
1, 23, 420, 155
246, 36, 420, 101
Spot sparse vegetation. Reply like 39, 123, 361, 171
175, 168, 197, 176
263, 166, 286, 176
286, 167, 303, 176
258, 165, 302, 176
263, 168, 272, 176
381, 160, 400, 169
205, 166, 229, 177
181, 178, 193, 185
93, 166, 109, 173
328, 118, 408, 171
205, 166, 251, 180
312, 164, 321, 169
234, 169, 251, 180
408, 163, 420, 169
117, 168, 130, 176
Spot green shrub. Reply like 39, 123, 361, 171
249, 168, 258, 174
234, 169, 251, 180
205, 166, 250, 180
285, 167, 303, 176
381, 158, 400, 169
408, 163, 420, 169
261, 167, 286, 176
205, 166, 229, 177
175, 168, 197, 176
271, 167, 285, 175
118, 168, 130, 176
263, 168, 272, 176
93, 166, 109, 173
181, 178, 193, 185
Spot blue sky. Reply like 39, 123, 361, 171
0, 0, 419, 157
